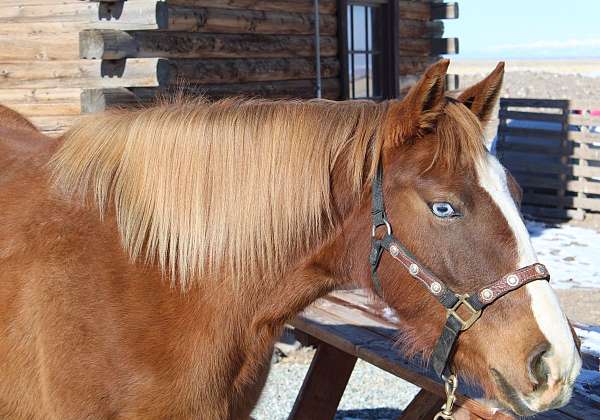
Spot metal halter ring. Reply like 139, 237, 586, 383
446, 294, 482, 331
371, 218, 392, 237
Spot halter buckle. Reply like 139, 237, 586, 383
447, 294, 481, 331
371, 218, 392, 237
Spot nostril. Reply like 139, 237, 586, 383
528, 343, 551, 387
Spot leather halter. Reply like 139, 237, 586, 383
369, 160, 550, 379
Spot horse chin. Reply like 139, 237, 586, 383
490, 368, 574, 416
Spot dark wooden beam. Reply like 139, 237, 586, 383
80, 29, 139, 60
289, 342, 357, 420
399, 389, 445, 420
166, 0, 337, 14
162, 5, 337, 35
82, 31, 338, 60
432, 2, 459, 20
157, 57, 339, 85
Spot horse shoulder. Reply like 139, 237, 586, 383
0, 105, 37, 132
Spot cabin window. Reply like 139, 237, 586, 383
341, 1, 397, 100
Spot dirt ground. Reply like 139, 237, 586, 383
556, 288, 600, 325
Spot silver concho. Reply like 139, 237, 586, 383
430, 281, 442, 294
409, 263, 419, 276
481, 288, 493, 301
506, 274, 519, 287
535, 264, 546, 274
389, 244, 400, 257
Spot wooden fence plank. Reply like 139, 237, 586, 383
513, 175, 600, 195
521, 205, 584, 221
569, 130, 600, 144
524, 193, 600, 212
499, 109, 564, 123
500, 98, 569, 109
570, 114, 600, 126
572, 145, 600, 162
506, 158, 600, 178
500, 126, 563, 140
499, 141, 567, 156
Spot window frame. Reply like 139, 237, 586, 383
338, 0, 399, 100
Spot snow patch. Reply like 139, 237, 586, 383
575, 327, 600, 356
527, 220, 600, 289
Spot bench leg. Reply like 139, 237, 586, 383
399, 388, 446, 420
288, 341, 357, 420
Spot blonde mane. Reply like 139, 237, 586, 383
50, 98, 388, 287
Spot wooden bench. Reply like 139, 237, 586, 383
288, 289, 600, 420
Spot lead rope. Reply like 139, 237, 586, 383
434, 374, 458, 420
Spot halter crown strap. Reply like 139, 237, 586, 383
369, 160, 389, 296
369, 160, 551, 379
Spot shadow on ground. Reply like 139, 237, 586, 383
334, 408, 403, 419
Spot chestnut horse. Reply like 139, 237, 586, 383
0, 104, 37, 132
0, 61, 580, 419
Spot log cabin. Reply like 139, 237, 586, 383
0, 0, 458, 136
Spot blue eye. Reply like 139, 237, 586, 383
431, 202, 456, 218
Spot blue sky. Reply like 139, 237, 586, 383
443, 0, 600, 59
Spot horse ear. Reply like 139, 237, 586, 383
457, 62, 505, 125
384, 59, 449, 146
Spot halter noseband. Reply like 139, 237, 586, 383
369, 160, 550, 379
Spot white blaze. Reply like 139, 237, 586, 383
477, 154, 580, 386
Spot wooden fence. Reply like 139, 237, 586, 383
495, 98, 600, 228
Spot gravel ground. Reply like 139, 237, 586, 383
252, 348, 419, 420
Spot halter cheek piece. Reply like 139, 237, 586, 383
369, 160, 550, 379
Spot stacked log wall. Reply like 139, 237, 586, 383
397, 0, 459, 95
0, 0, 458, 135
